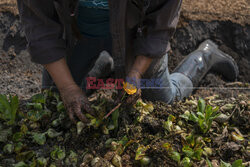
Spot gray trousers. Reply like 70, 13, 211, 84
42, 36, 193, 104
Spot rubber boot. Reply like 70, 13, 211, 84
173, 39, 239, 86
84, 50, 114, 95
87, 50, 114, 78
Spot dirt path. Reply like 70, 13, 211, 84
182, 0, 250, 25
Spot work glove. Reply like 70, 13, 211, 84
59, 84, 95, 124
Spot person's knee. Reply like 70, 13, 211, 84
141, 86, 176, 104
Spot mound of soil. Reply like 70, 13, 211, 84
170, 19, 250, 83
0, 12, 42, 99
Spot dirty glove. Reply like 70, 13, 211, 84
59, 84, 95, 123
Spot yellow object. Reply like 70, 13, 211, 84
123, 82, 137, 95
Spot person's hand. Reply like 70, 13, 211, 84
115, 69, 142, 106
59, 84, 95, 123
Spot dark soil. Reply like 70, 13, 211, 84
0, 8, 249, 167
170, 20, 250, 83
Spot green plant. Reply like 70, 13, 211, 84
135, 145, 150, 160
26, 93, 52, 122
50, 146, 66, 160
112, 108, 119, 131
206, 158, 244, 167
180, 98, 220, 133
0, 94, 19, 125
163, 114, 176, 132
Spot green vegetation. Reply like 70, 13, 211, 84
180, 98, 220, 133
0, 94, 19, 125
0, 92, 247, 166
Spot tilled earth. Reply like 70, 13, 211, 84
0, 0, 249, 167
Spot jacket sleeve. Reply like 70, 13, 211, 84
17, 0, 67, 64
134, 0, 182, 58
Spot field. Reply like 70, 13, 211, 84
0, 0, 249, 167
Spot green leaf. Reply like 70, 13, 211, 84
0, 127, 12, 143
220, 160, 232, 167
168, 114, 176, 122
46, 128, 62, 138
182, 146, 194, 158
50, 149, 57, 160
163, 120, 173, 132
162, 142, 173, 152
181, 157, 192, 167
67, 151, 78, 164
197, 112, 205, 119
0, 95, 11, 116
180, 114, 189, 120
198, 98, 206, 113
20, 124, 28, 135
37, 157, 48, 166
206, 158, 213, 167
3, 143, 14, 154
209, 113, 221, 120
12, 132, 24, 142
26, 110, 47, 122
16, 151, 35, 161
189, 112, 199, 122
198, 119, 207, 133
205, 106, 213, 121
14, 142, 24, 153
31, 94, 46, 104
118, 136, 129, 146
51, 147, 66, 160
170, 151, 181, 163
13, 161, 28, 167
32, 132, 46, 145
9, 95, 19, 124
232, 159, 244, 167
56, 102, 65, 112
112, 109, 119, 130
57, 149, 66, 160
0, 95, 19, 125
185, 134, 195, 147
26, 103, 43, 110
135, 145, 150, 160
193, 148, 203, 160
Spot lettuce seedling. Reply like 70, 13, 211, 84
0, 94, 19, 125
180, 98, 220, 133
206, 158, 244, 167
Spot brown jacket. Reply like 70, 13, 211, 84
17, 0, 182, 76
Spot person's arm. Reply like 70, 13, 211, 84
134, 0, 182, 59
17, 0, 93, 123
124, 0, 182, 104
44, 58, 76, 91
17, 0, 67, 64
127, 56, 152, 80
